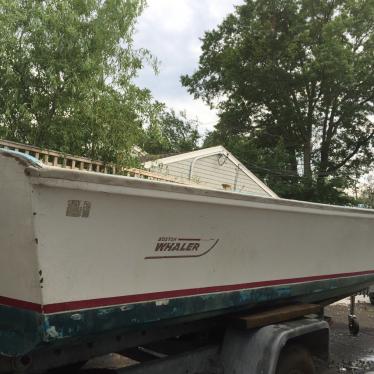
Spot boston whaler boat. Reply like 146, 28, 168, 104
0, 148, 373, 361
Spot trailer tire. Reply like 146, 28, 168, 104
276, 345, 315, 374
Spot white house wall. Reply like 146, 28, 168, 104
193, 155, 237, 187
236, 169, 269, 196
154, 159, 191, 180
151, 154, 270, 197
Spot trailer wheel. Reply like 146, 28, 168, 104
348, 315, 359, 336
276, 345, 315, 374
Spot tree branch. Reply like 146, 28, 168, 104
327, 130, 374, 173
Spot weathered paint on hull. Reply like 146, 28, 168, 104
1, 273, 373, 357
0, 150, 374, 356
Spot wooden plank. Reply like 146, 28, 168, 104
0, 139, 104, 165
0, 138, 199, 184
231, 304, 322, 329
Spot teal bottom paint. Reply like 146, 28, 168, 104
0, 275, 373, 357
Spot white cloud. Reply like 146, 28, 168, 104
164, 96, 218, 133
139, 0, 194, 33
134, 0, 244, 133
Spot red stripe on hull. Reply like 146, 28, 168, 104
1, 270, 374, 314
0, 296, 42, 313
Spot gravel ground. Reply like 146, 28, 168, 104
318, 296, 374, 373
78, 297, 374, 374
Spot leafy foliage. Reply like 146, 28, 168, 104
142, 107, 200, 155
183, 0, 374, 203
0, 0, 158, 164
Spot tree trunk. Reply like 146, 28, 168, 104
288, 147, 298, 175
303, 140, 312, 178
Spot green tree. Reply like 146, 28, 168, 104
182, 0, 374, 203
142, 107, 200, 155
0, 0, 158, 164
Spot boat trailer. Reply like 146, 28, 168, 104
0, 304, 331, 374
1, 299, 368, 373
118, 317, 329, 374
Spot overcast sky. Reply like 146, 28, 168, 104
133, 0, 243, 134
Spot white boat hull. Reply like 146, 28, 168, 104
0, 150, 373, 356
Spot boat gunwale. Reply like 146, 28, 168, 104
24, 164, 374, 217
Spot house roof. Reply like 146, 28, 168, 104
144, 146, 278, 198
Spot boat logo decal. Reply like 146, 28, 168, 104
66, 200, 91, 218
145, 237, 219, 259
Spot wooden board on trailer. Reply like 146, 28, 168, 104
231, 304, 322, 329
